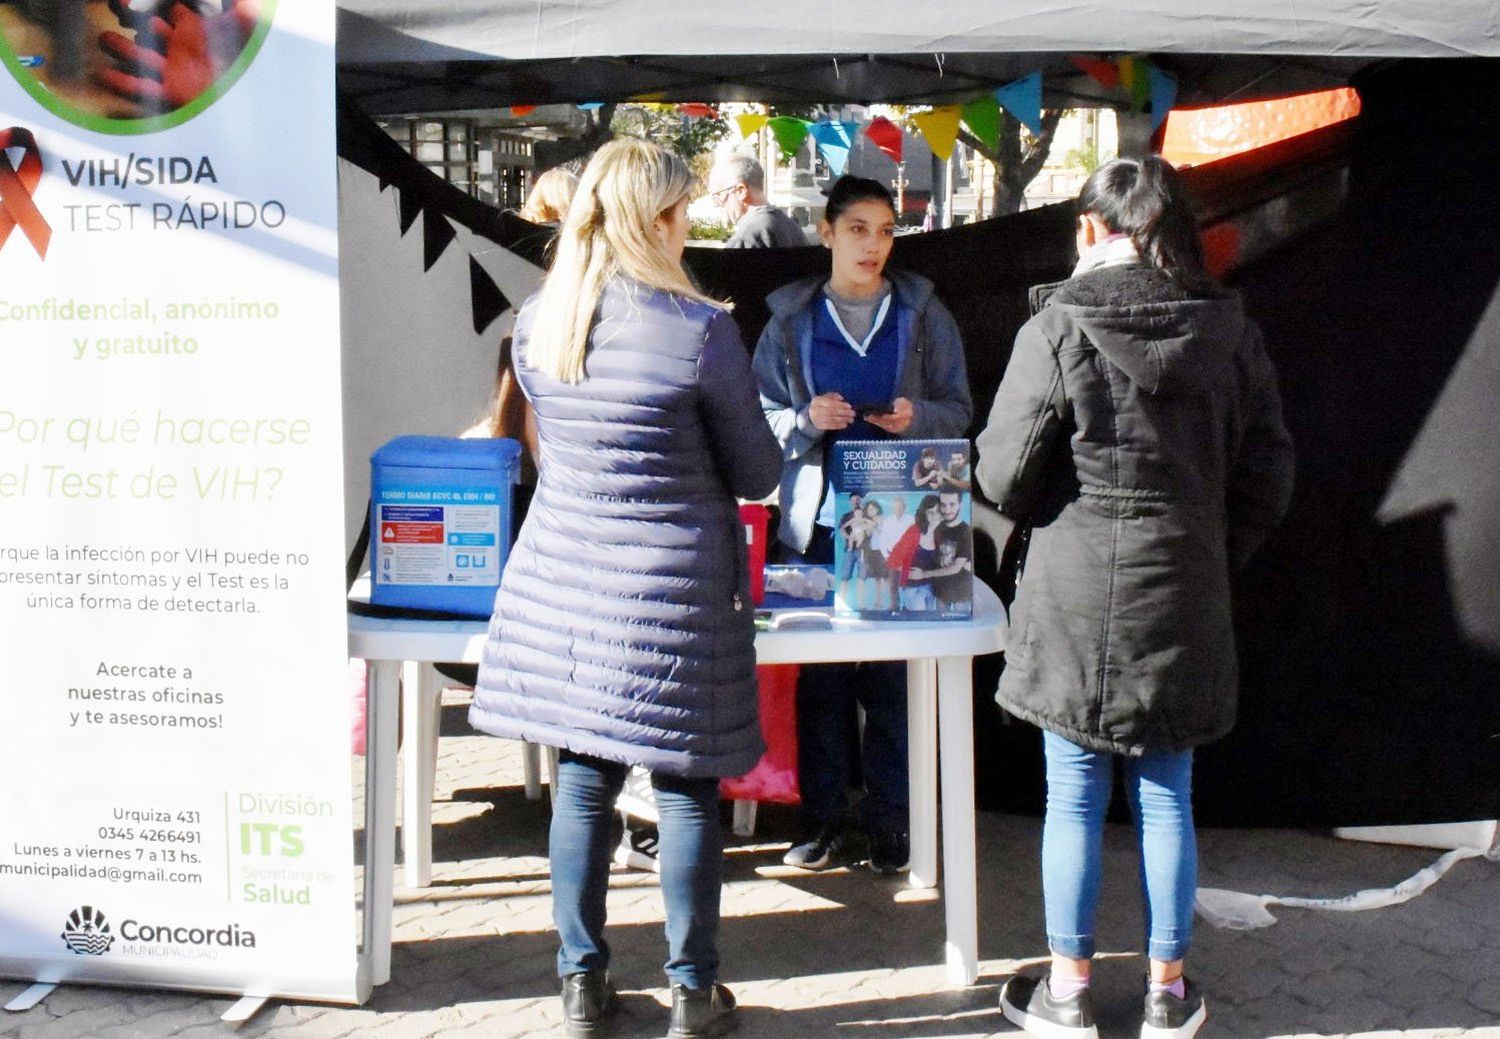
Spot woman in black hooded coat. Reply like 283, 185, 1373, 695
976, 156, 1294, 1039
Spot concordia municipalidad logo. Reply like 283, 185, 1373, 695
0, 125, 50, 259
61, 905, 114, 956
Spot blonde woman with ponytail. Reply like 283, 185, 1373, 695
469, 138, 781, 1039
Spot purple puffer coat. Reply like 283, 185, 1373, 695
469, 278, 783, 778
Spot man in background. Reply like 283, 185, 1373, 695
707, 154, 807, 248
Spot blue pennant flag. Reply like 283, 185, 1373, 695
1149, 67, 1179, 132
994, 71, 1043, 137
577, 102, 605, 111
809, 120, 858, 177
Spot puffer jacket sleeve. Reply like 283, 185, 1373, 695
700, 310, 784, 500
1226, 321, 1295, 569
752, 312, 823, 462
904, 295, 974, 439
975, 315, 1069, 520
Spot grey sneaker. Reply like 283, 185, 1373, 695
1140, 978, 1207, 1039
782, 823, 852, 870
1000, 974, 1099, 1039
667, 982, 737, 1039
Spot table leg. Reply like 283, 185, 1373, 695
522, 742, 543, 800
937, 654, 979, 986
364, 660, 399, 986
906, 657, 938, 889
402, 662, 440, 888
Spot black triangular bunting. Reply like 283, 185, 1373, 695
469, 257, 512, 335
397, 186, 422, 235
422, 208, 457, 271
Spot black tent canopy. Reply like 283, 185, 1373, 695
334, 0, 1498, 112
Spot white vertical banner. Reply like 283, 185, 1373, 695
0, 0, 358, 1003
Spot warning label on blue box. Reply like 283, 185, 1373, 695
376, 487, 501, 588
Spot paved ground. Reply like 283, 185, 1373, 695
3, 687, 1497, 1039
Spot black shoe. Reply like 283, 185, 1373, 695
667, 982, 737, 1039
560, 970, 617, 1038
1000, 974, 1099, 1039
868, 830, 909, 874
613, 822, 661, 873
782, 823, 852, 870
1141, 977, 1206, 1039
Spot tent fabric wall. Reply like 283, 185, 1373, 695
335, 1, 1500, 63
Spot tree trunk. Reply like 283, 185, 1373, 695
958, 108, 1063, 218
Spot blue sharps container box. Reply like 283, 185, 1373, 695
369, 436, 522, 617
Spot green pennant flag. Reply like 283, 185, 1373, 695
961, 96, 1002, 153
1118, 56, 1152, 112
767, 117, 813, 161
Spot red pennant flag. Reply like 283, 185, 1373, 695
510, 105, 537, 117
0, 127, 50, 259
1070, 55, 1120, 89
677, 103, 719, 119
864, 116, 903, 164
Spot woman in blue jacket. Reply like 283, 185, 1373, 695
470, 139, 782, 1039
752, 176, 972, 874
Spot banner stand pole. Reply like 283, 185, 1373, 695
4, 984, 57, 1013
221, 995, 272, 1024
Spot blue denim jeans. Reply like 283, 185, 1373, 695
1041, 731, 1197, 962
550, 750, 723, 988
777, 526, 908, 834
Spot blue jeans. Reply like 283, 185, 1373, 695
550, 751, 723, 988
1041, 731, 1197, 962
776, 527, 908, 834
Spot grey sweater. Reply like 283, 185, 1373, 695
727, 206, 806, 249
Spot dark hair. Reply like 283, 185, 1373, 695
915, 494, 942, 533
824, 175, 896, 225
1077, 156, 1212, 294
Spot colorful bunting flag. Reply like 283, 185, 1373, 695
1117, 57, 1151, 111
677, 103, 719, 119
734, 112, 770, 139
767, 117, 813, 161
1069, 55, 1120, 89
510, 105, 537, 117
809, 120, 858, 177
960, 96, 1002, 153
864, 116, 903, 164
911, 106, 962, 161
994, 72, 1043, 137
1149, 66, 1179, 132
578, 102, 605, 111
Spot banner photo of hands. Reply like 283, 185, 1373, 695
0, 0, 277, 134
0, 0, 362, 1006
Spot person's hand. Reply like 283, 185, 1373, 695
865, 396, 914, 435
808, 392, 855, 432
98, 0, 261, 111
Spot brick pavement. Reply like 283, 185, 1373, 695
2, 687, 1497, 1039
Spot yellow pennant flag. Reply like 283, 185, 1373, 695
911, 106, 962, 161
735, 113, 770, 139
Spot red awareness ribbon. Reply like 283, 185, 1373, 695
0, 127, 52, 259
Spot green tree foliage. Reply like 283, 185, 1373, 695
611, 104, 730, 166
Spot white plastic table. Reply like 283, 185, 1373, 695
348, 583, 1006, 987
